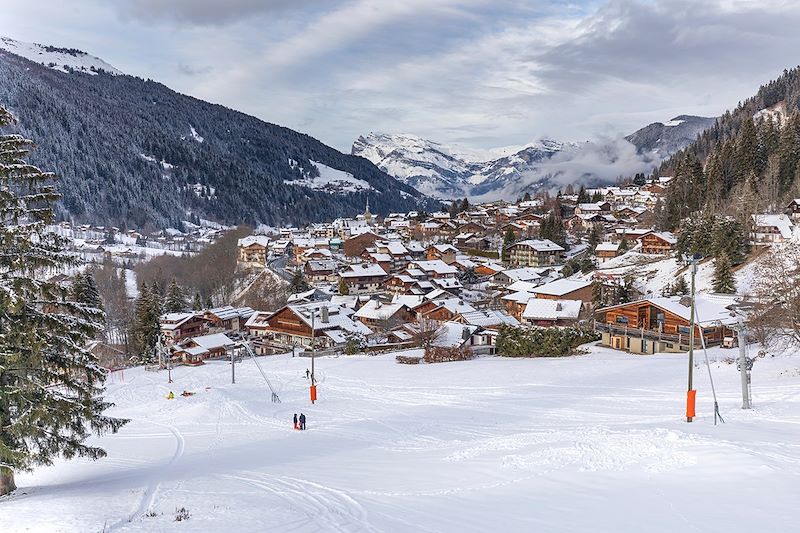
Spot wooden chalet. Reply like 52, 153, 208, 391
595, 295, 738, 354
160, 312, 210, 342
639, 231, 677, 255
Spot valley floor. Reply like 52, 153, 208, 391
2, 345, 799, 532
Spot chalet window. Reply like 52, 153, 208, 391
615, 316, 629, 325
678, 326, 690, 334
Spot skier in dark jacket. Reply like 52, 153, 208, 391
293, 413, 298, 430
299, 413, 306, 430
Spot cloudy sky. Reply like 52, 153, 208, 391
4, 0, 800, 152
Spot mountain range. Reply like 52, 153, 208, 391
353, 115, 717, 201
0, 37, 432, 230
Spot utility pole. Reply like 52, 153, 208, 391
737, 320, 751, 409
310, 309, 317, 404
231, 344, 236, 384
687, 257, 698, 423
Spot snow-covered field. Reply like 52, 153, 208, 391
3, 345, 800, 532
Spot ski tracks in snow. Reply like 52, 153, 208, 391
223, 471, 377, 533
106, 420, 185, 531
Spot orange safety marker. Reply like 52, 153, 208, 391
310, 385, 317, 403
686, 389, 697, 421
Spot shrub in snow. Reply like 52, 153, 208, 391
496, 325, 600, 357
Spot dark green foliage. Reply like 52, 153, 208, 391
164, 278, 188, 313
496, 326, 600, 357
337, 277, 349, 295
618, 237, 629, 253
71, 271, 103, 311
676, 214, 750, 264
0, 53, 432, 229
501, 227, 516, 262
289, 270, 310, 294
193, 292, 203, 310
130, 283, 162, 361
614, 275, 636, 304
658, 67, 800, 221
539, 211, 567, 248
712, 253, 736, 294
458, 266, 479, 285
0, 106, 127, 495
587, 225, 601, 250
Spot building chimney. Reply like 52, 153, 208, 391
320, 305, 329, 324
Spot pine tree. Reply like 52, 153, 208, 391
205, 294, 214, 309
337, 277, 350, 295
164, 278, 188, 313
674, 275, 689, 295
82, 271, 103, 311
193, 292, 203, 310
289, 270, 310, 294
0, 107, 127, 495
712, 253, 736, 294
618, 236, 629, 253
131, 283, 161, 361
502, 227, 516, 262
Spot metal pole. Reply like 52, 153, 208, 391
687, 258, 697, 422
737, 320, 751, 409
231, 344, 235, 384
311, 310, 316, 389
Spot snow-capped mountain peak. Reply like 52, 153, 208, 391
0, 36, 122, 76
352, 132, 567, 200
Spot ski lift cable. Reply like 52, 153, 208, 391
239, 342, 280, 402
694, 307, 724, 425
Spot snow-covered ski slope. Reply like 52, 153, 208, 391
3, 345, 799, 532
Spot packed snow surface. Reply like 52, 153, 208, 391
0, 36, 122, 75
3, 345, 799, 532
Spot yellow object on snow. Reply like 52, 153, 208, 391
167, 391, 175, 400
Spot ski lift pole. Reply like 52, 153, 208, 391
737, 320, 751, 409
686, 256, 698, 423
231, 344, 235, 384
310, 310, 317, 404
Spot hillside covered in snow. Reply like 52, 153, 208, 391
3, 347, 798, 532
0, 36, 122, 76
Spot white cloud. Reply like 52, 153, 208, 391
3, 0, 800, 153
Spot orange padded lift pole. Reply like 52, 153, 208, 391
686, 389, 696, 421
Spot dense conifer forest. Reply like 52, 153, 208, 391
0, 51, 432, 230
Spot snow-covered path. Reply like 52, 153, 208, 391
2, 346, 799, 532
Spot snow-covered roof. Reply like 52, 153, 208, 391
643, 231, 678, 245
506, 280, 541, 293
432, 322, 480, 348
512, 239, 565, 252
596, 242, 620, 252
207, 306, 255, 321
189, 333, 235, 350
752, 214, 794, 239
409, 260, 458, 276
532, 279, 592, 297
340, 263, 388, 278
501, 291, 535, 304
496, 267, 541, 283
458, 309, 520, 327
430, 243, 458, 253
522, 299, 582, 320
238, 235, 270, 248
432, 278, 464, 290
599, 295, 740, 326
160, 312, 197, 329
354, 300, 407, 321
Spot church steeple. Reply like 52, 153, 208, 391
364, 197, 372, 223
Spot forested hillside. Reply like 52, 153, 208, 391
656, 66, 800, 230
0, 50, 431, 230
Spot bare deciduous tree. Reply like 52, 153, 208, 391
750, 243, 800, 346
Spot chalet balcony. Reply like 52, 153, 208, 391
594, 322, 710, 348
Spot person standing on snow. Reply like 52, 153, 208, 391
305, 369, 310, 379
299, 413, 306, 430
293, 413, 298, 430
